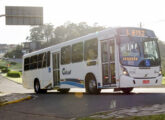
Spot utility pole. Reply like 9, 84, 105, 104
140, 22, 142, 28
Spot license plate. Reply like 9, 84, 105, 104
143, 80, 150, 84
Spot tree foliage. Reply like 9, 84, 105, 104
27, 22, 105, 46
158, 40, 165, 75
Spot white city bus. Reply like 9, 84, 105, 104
22, 27, 162, 94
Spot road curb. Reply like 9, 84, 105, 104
0, 95, 32, 106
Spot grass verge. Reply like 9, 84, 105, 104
78, 114, 165, 120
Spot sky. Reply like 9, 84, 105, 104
0, 0, 165, 44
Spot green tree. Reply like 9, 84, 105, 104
158, 40, 165, 75
51, 22, 105, 45
27, 24, 54, 44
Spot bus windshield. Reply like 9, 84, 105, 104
119, 37, 160, 67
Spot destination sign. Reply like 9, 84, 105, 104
118, 28, 156, 37
126, 29, 145, 37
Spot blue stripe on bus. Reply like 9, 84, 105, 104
60, 81, 84, 88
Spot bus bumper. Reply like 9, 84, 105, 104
119, 75, 162, 88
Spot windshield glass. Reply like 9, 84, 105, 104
119, 37, 160, 67
143, 40, 159, 59
140, 39, 160, 66
120, 41, 140, 57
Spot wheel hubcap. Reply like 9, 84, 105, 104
89, 79, 96, 90
35, 82, 39, 91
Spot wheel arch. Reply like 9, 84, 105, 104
85, 72, 97, 85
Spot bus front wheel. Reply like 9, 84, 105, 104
85, 74, 101, 94
121, 87, 133, 94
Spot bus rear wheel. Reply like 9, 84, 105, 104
34, 79, 47, 94
34, 80, 41, 94
121, 87, 133, 94
58, 88, 70, 94
85, 74, 101, 94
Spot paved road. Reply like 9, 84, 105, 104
1, 75, 165, 120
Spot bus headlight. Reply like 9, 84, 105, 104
122, 67, 129, 76
159, 69, 162, 76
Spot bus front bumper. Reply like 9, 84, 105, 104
119, 75, 162, 88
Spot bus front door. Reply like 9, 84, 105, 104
101, 39, 116, 86
52, 52, 60, 86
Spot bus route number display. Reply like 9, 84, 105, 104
126, 29, 145, 37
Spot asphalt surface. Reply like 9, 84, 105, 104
1, 75, 165, 120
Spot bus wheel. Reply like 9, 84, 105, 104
121, 87, 133, 94
58, 89, 70, 94
85, 75, 101, 94
34, 80, 41, 94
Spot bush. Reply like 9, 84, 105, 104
10, 62, 17, 65
1, 68, 10, 73
7, 71, 21, 78
0, 66, 7, 70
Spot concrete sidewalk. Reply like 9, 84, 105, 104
0, 74, 33, 94
0, 75, 33, 106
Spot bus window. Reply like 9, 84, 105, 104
38, 53, 43, 68
101, 42, 108, 62
120, 41, 140, 57
110, 40, 115, 61
47, 51, 50, 67
33, 55, 37, 69
72, 42, 83, 63
30, 55, 37, 70
24, 57, 30, 71
42, 53, 46, 68
84, 38, 98, 61
61, 46, 71, 65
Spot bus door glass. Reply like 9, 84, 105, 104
101, 39, 116, 85
53, 52, 60, 86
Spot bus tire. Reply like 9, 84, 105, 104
34, 79, 42, 94
41, 89, 47, 93
121, 87, 133, 94
58, 88, 70, 94
85, 74, 101, 94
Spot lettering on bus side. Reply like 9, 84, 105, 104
62, 68, 71, 75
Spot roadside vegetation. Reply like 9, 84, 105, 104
0, 59, 22, 84
0, 59, 21, 71
78, 114, 165, 120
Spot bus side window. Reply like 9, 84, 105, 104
33, 55, 37, 69
61, 45, 71, 65
47, 51, 50, 67
84, 38, 98, 61
29, 56, 33, 70
42, 53, 46, 68
38, 53, 43, 68
72, 42, 83, 63
24, 57, 30, 71
29, 56, 37, 70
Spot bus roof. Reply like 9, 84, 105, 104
23, 27, 155, 58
